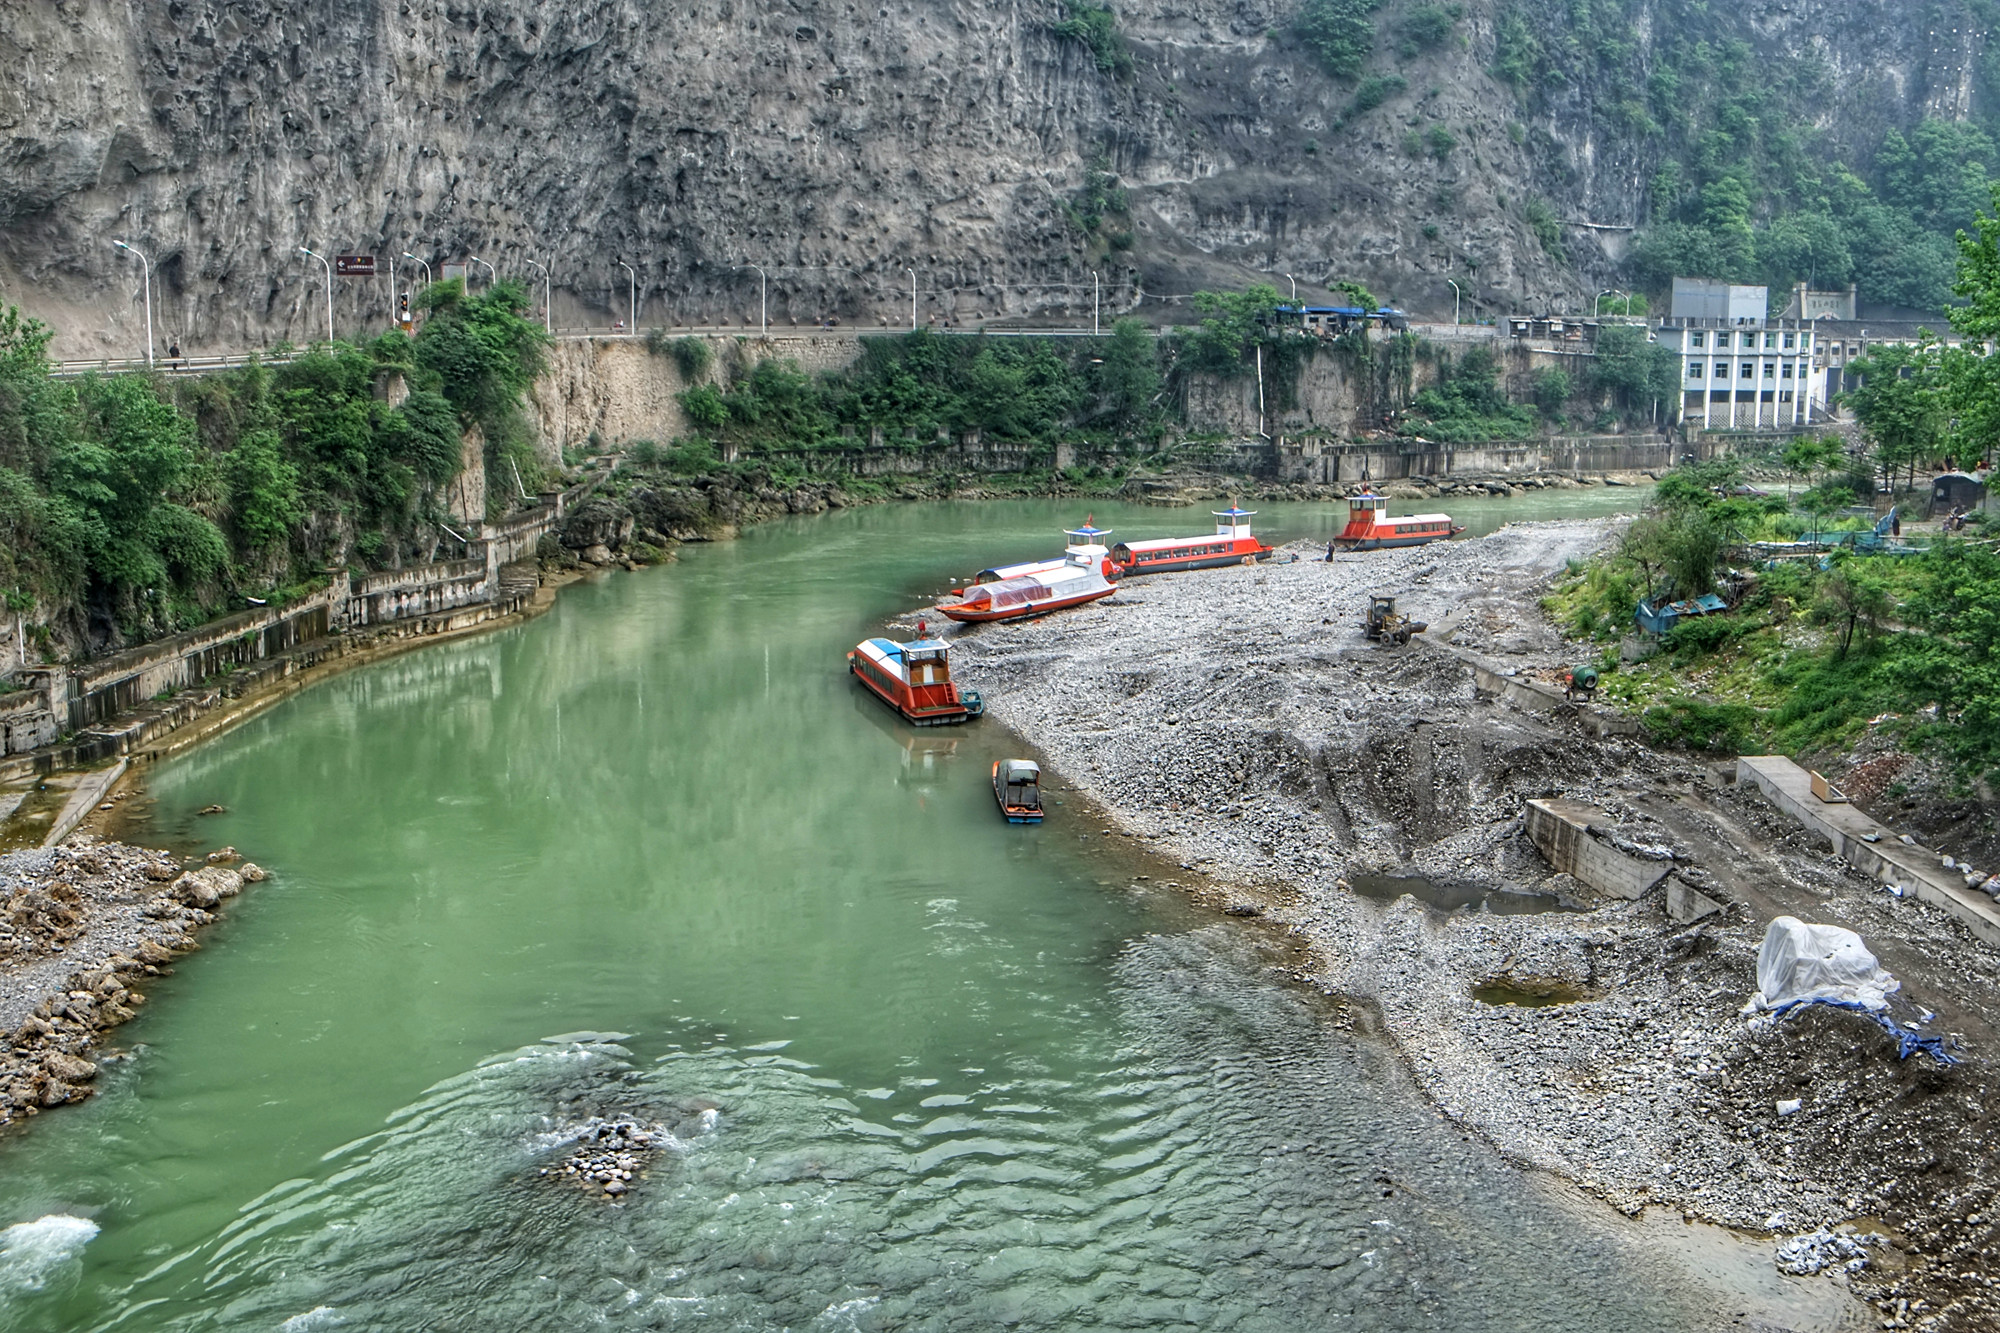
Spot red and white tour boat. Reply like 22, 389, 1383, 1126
847, 636, 986, 725
972, 520, 1117, 584
1328, 492, 1464, 552
1109, 506, 1274, 575
936, 549, 1117, 623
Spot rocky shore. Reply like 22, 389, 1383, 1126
0, 839, 262, 1126
938, 519, 2000, 1331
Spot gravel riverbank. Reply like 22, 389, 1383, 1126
932, 519, 2000, 1331
0, 839, 261, 1126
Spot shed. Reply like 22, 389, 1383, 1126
1929, 472, 1987, 517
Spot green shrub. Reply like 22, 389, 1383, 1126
1642, 699, 1761, 752
1524, 198, 1563, 256
1052, 4, 1128, 73
1347, 73, 1406, 118
1296, 0, 1381, 79
1398, 4, 1461, 57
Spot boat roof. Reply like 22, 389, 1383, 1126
1065, 522, 1113, 540
1213, 506, 1256, 519
861, 636, 950, 660
1117, 535, 1231, 552
998, 759, 1040, 781
1378, 513, 1455, 524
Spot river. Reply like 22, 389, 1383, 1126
0, 490, 1860, 1330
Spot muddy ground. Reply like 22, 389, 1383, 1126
934, 520, 2000, 1332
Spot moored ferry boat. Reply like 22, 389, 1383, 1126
847, 636, 985, 725
1328, 492, 1465, 552
973, 521, 1116, 584
1109, 506, 1274, 575
936, 552, 1117, 623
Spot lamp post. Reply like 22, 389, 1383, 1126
617, 260, 636, 333
522, 258, 551, 333
1093, 271, 1100, 336
111, 240, 154, 367
1284, 272, 1298, 302
906, 266, 917, 331
402, 252, 432, 290
299, 245, 334, 343
467, 255, 496, 288
1594, 288, 1615, 317
741, 263, 767, 336
1446, 278, 1462, 326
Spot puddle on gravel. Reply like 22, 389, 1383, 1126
1474, 978, 1589, 1007
1350, 873, 1572, 916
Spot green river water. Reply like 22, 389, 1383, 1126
0, 490, 1859, 1330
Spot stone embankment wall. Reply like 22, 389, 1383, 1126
0, 490, 586, 770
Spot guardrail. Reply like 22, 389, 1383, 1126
51, 352, 299, 379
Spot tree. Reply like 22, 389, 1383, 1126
1814, 558, 1892, 657
1096, 318, 1159, 428
1592, 324, 1679, 416
1842, 338, 1944, 491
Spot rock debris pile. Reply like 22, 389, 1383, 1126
943, 519, 2000, 1330
541, 1117, 672, 1200
0, 837, 263, 1124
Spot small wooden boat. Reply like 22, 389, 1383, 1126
973, 520, 1117, 584
992, 759, 1044, 823
936, 556, 1116, 623
1110, 506, 1273, 575
1328, 492, 1464, 552
847, 636, 985, 725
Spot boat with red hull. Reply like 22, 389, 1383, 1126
847, 637, 985, 725
936, 550, 1117, 623
1328, 492, 1464, 552
1110, 507, 1274, 575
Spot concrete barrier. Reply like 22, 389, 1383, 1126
1737, 755, 2000, 946
1525, 798, 1673, 900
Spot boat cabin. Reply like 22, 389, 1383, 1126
848, 637, 985, 724
993, 759, 1043, 822
973, 520, 1114, 584
1108, 506, 1273, 575
1330, 492, 1462, 550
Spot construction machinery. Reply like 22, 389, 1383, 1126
1564, 664, 1600, 702
1363, 595, 1427, 646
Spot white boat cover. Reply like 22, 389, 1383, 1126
1747, 916, 1899, 1013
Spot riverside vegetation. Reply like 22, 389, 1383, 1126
0, 280, 550, 656
1545, 190, 2000, 789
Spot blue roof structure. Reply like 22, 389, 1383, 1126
1213, 506, 1257, 519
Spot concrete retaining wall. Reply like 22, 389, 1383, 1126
1525, 798, 1672, 900
1737, 755, 2000, 946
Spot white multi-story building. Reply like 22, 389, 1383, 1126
1656, 280, 1822, 429
1659, 319, 1823, 429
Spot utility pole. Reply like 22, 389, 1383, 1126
906, 266, 917, 331
111, 240, 154, 367
1446, 278, 1461, 326
300, 245, 334, 343
742, 263, 767, 336
523, 258, 551, 332
1093, 271, 1100, 336
618, 260, 636, 333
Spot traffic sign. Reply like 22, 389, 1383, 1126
335, 254, 376, 276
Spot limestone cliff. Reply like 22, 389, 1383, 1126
0, 0, 1984, 357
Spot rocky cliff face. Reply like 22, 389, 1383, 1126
0, 0, 1984, 358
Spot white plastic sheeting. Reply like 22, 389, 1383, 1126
1746, 916, 1900, 1013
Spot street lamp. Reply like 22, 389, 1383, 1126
1093, 271, 1100, 336
1594, 288, 1616, 317
299, 245, 334, 343
111, 240, 154, 367
740, 263, 768, 336
1284, 272, 1298, 302
402, 252, 432, 290
1446, 278, 1462, 326
522, 258, 551, 333
467, 255, 496, 288
617, 261, 636, 333
906, 266, 917, 331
